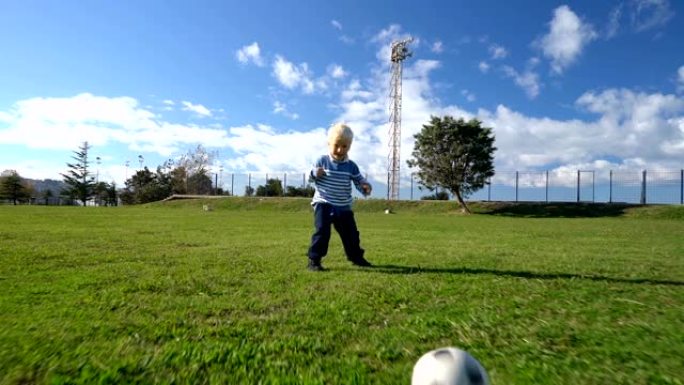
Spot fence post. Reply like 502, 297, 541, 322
248, 173, 251, 194
487, 177, 491, 201
609, 170, 613, 203
640, 170, 647, 205
515, 171, 519, 202
231, 174, 234, 196
283, 173, 287, 196
577, 170, 580, 203
545, 170, 548, 202
681, 169, 683, 205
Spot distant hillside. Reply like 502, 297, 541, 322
25, 178, 67, 194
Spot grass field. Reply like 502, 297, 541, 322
1, 198, 683, 384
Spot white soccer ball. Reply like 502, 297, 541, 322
384, 208, 391, 214
411, 347, 489, 385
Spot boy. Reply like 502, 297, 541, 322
306, 123, 373, 271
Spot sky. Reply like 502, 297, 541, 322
1, 0, 683, 191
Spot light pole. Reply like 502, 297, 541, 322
96, 156, 101, 206
125, 160, 130, 181
96, 156, 101, 184
218, 166, 223, 195
138, 155, 144, 170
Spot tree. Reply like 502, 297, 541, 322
42, 189, 54, 205
0, 171, 29, 205
256, 178, 283, 197
284, 185, 315, 197
61, 141, 95, 206
175, 145, 216, 195
407, 116, 496, 213
421, 190, 450, 201
120, 167, 171, 204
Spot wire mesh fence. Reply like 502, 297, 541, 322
216, 169, 684, 205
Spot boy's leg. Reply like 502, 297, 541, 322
307, 203, 333, 269
333, 210, 371, 267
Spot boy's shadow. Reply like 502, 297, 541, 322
358, 264, 684, 287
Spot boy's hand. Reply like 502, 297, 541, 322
361, 183, 372, 196
316, 167, 326, 178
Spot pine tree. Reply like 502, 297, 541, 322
0, 171, 29, 205
61, 141, 95, 206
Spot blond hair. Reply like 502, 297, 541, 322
328, 122, 354, 142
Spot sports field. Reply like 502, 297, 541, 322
1, 198, 683, 384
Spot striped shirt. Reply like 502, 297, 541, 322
310, 155, 371, 208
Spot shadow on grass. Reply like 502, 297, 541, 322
475, 202, 635, 218
361, 264, 684, 287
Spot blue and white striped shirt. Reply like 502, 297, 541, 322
310, 155, 370, 208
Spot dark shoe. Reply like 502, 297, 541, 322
349, 256, 372, 267
307, 259, 325, 271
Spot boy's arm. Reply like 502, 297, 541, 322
351, 164, 372, 196
309, 157, 325, 182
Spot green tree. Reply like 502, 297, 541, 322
42, 189, 54, 205
61, 141, 95, 206
256, 178, 283, 197
284, 185, 315, 197
121, 167, 171, 204
105, 182, 118, 206
407, 116, 496, 213
421, 190, 450, 201
0, 171, 29, 205
175, 145, 216, 195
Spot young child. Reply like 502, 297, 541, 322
306, 123, 373, 271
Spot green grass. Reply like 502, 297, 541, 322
1, 199, 683, 384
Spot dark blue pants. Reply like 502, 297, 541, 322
307, 203, 364, 261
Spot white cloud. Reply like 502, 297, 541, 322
502, 66, 541, 99
478, 61, 490, 73
461, 89, 476, 102
331, 20, 342, 30
181, 101, 212, 117
224, 124, 325, 172
272, 55, 319, 94
236, 42, 265, 67
339, 35, 355, 45
0, 93, 230, 157
605, 1, 673, 38
431, 41, 444, 53
678, 66, 684, 93
605, 4, 623, 39
489, 44, 508, 59
631, 0, 674, 32
328, 64, 347, 79
272, 101, 299, 120
538, 5, 597, 74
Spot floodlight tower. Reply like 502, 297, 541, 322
387, 37, 413, 200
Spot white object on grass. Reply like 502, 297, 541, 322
411, 347, 489, 385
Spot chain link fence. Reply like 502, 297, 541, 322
217, 169, 684, 205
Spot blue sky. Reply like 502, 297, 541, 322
1, 0, 683, 190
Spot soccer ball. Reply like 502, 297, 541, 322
411, 347, 489, 385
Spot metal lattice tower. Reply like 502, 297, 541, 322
387, 37, 413, 200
